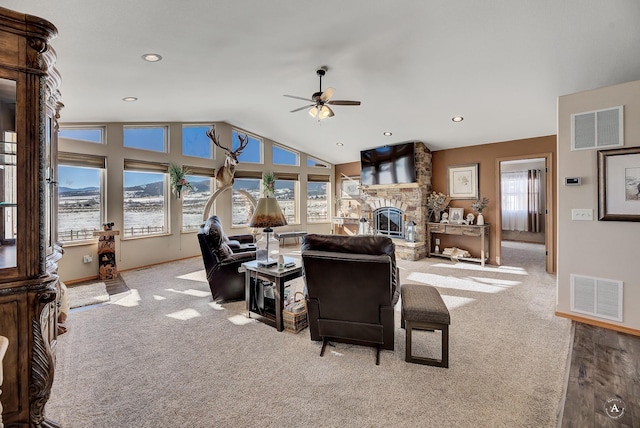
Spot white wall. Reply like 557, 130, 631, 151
57, 121, 333, 282
557, 80, 640, 331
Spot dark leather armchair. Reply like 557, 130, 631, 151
197, 216, 256, 302
301, 234, 400, 364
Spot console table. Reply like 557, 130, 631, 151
426, 222, 490, 266
242, 257, 303, 331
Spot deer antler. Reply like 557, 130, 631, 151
206, 125, 249, 158
206, 125, 228, 154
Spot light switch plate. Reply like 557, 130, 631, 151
571, 209, 593, 221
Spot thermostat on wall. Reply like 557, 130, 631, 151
565, 177, 582, 186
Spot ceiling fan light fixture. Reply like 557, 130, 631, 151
309, 106, 319, 118
320, 105, 334, 118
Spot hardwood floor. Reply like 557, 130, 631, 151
561, 322, 640, 427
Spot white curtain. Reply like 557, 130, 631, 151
501, 170, 542, 232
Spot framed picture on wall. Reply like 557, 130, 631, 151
598, 147, 640, 221
447, 163, 479, 199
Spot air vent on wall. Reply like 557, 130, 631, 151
570, 274, 623, 322
571, 106, 623, 150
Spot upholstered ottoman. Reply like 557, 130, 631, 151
401, 284, 450, 368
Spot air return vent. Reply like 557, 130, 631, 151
570, 274, 623, 322
571, 106, 623, 150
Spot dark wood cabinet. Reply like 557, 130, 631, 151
0, 6, 63, 427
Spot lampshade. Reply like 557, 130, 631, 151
308, 105, 334, 119
249, 196, 288, 228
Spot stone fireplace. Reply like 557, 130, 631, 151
360, 142, 432, 260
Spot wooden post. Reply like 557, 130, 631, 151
93, 229, 120, 280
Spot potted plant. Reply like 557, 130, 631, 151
169, 164, 194, 198
263, 171, 276, 197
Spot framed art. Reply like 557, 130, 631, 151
449, 208, 464, 224
341, 176, 361, 198
447, 163, 479, 199
598, 147, 640, 221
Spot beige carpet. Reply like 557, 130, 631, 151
45, 241, 571, 427
66, 282, 110, 309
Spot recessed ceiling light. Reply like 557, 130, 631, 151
452, 116, 464, 122
142, 53, 162, 62
383, 131, 392, 136
336, 142, 344, 146
122, 97, 138, 102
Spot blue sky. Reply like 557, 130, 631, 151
58, 126, 301, 189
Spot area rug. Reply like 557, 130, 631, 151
66, 282, 110, 309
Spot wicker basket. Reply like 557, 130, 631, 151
283, 292, 308, 333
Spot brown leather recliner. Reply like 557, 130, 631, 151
197, 216, 256, 302
301, 234, 400, 364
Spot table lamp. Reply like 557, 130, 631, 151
249, 196, 288, 267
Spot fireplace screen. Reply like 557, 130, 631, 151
374, 207, 404, 238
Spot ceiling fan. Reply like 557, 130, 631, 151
284, 67, 361, 119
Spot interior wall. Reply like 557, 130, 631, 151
57, 121, 333, 283
557, 79, 640, 332
431, 136, 557, 266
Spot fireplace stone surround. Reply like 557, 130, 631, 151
359, 142, 432, 261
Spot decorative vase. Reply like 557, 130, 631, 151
433, 211, 440, 223
477, 213, 484, 225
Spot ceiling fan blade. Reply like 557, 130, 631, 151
290, 104, 315, 113
284, 94, 313, 102
320, 87, 334, 102
327, 100, 361, 106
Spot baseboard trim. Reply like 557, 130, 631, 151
555, 311, 640, 337
63, 255, 201, 285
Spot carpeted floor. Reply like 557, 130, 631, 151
46, 241, 571, 427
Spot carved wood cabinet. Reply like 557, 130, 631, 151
0, 7, 63, 427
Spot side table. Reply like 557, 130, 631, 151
242, 257, 303, 331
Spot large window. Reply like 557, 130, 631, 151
182, 172, 214, 232
124, 126, 167, 153
123, 161, 167, 237
182, 125, 214, 159
274, 173, 298, 224
57, 153, 106, 243
59, 126, 104, 144
273, 144, 299, 166
307, 156, 329, 168
307, 175, 330, 223
231, 172, 261, 226
232, 129, 262, 164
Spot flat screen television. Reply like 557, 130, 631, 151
360, 142, 416, 185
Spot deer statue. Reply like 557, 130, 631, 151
206, 125, 249, 188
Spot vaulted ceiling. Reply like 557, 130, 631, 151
4, 1, 640, 164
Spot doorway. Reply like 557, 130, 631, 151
495, 153, 555, 273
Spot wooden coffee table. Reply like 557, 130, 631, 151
242, 256, 303, 331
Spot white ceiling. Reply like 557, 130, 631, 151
4, 1, 640, 164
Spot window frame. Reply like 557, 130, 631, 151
181, 167, 216, 233
182, 124, 215, 160
272, 143, 299, 166
231, 171, 262, 227
231, 128, 263, 164
273, 172, 299, 225
123, 125, 169, 153
306, 174, 331, 224
122, 160, 170, 239
57, 152, 107, 244
58, 126, 106, 144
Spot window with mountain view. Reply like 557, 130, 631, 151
274, 175, 298, 224
58, 165, 103, 242
307, 175, 330, 223
123, 170, 167, 237
182, 174, 213, 232
232, 176, 260, 226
